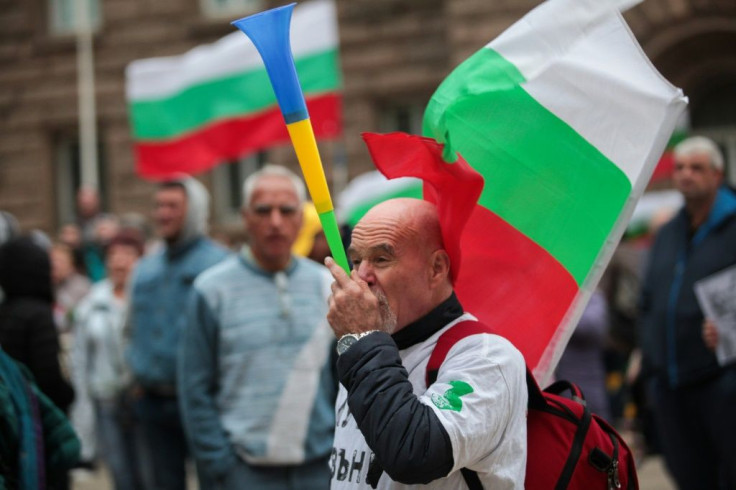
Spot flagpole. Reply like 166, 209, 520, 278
75, 0, 99, 190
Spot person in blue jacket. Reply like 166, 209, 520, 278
126, 176, 229, 490
639, 136, 736, 490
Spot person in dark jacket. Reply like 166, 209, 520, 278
0, 236, 74, 414
639, 136, 736, 489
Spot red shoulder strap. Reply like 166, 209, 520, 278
425, 319, 547, 409
425, 320, 494, 387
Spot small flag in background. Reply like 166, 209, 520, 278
650, 129, 689, 184
126, 0, 341, 179
369, 0, 687, 383
337, 171, 423, 228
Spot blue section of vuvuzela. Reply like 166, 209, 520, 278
232, 3, 309, 124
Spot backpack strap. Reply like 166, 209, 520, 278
427, 320, 546, 409
545, 379, 586, 406
460, 468, 484, 490
426, 320, 495, 386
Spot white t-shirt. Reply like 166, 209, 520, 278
330, 314, 528, 489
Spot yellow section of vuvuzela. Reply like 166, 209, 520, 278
286, 119, 333, 214
286, 118, 350, 274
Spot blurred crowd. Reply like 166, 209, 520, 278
1, 135, 734, 490
0, 167, 341, 490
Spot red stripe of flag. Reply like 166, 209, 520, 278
135, 93, 341, 180
455, 206, 578, 368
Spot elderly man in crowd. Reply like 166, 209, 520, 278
639, 136, 736, 489
326, 198, 528, 489
179, 165, 337, 489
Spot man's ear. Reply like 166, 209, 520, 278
429, 249, 451, 286
715, 167, 725, 186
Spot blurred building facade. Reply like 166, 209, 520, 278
1, 0, 735, 234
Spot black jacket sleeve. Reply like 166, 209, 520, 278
337, 332, 454, 484
26, 307, 75, 412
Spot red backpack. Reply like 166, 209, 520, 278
426, 321, 639, 490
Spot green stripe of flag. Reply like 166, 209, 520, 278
129, 49, 340, 140
424, 48, 631, 285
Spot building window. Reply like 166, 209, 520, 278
378, 103, 426, 135
212, 152, 266, 223
49, 0, 101, 35
54, 136, 106, 229
200, 0, 264, 19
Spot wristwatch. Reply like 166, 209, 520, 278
336, 331, 379, 355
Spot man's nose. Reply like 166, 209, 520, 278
268, 208, 284, 226
355, 261, 375, 286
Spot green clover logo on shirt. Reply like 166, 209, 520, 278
431, 381, 474, 412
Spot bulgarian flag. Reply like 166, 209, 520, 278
125, 0, 341, 179
365, 0, 687, 383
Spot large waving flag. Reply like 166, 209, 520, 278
126, 0, 341, 179
368, 0, 687, 383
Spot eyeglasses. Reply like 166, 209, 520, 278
250, 204, 299, 217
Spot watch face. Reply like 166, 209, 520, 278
337, 334, 359, 355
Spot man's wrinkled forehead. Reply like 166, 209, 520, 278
351, 211, 417, 249
347, 242, 396, 258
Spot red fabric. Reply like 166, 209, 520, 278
526, 395, 639, 489
454, 207, 577, 369
135, 93, 341, 180
361, 132, 578, 371
361, 132, 483, 283
425, 320, 493, 386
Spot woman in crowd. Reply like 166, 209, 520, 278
50, 242, 91, 332
73, 229, 145, 490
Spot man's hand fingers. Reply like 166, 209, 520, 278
325, 257, 351, 287
326, 258, 367, 297
703, 318, 719, 350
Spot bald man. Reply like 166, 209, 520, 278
325, 198, 527, 489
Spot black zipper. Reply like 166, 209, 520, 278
607, 430, 621, 490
